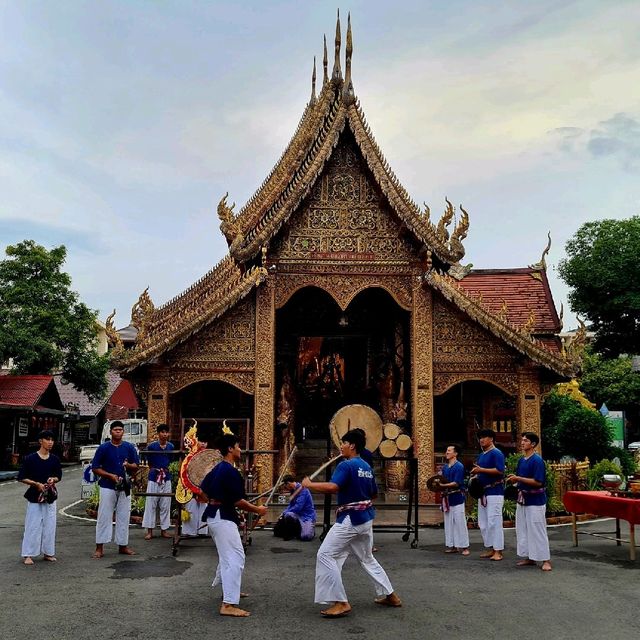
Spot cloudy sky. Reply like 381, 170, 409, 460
1, 0, 639, 331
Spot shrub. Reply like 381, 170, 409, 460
606, 446, 637, 476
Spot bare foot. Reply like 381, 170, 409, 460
118, 546, 136, 555
374, 592, 402, 607
220, 604, 250, 617
23, 557, 34, 565
480, 550, 494, 558
321, 602, 352, 617
444, 547, 458, 554
43, 555, 57, 562
541, 561, 552, 571
92, 546, 104, 559
144, 533, 153, 540
517, 559, 537, 567
160, 531, 172, 539
461, 549, 470, 556
489, 551, 503, 561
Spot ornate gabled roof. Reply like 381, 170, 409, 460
112, 257, 267, 372
425, 270, 575, 378
217, 12, 469, 267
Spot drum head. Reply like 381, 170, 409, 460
183, 449, 222, 493
329, 405, 383, 452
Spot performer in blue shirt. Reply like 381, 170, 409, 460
471, 428, 505, 561
507, 432, 552, 571
142, 424, 174, 540
439, 444, 469, 555
200, 433, 267, 618
302, 429, 402, 618
91, 421, 139, 558
18, 430, 62, 565
274, 475, 316, 541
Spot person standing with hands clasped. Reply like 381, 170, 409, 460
439, 444, 469, 555
200, 433, 267, 618
507, 432, 552, 572
471, 428, 505, 561
302, 428, 401, 618
142, 423, 174, 540
18, 430, 62, 565
91, 420, 140, 558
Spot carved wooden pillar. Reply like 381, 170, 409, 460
254, 278, 276, 493
517, 366, 542, 447
147, 370, 170, 442
411, 280, 434, 502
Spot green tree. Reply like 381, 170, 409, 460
0, 240, 108, 399
541, 391, 612, 462
579, 350, 640, 408
558, 216, 640, 357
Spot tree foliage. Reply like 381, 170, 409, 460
579, 350, 640, 409
558, 216, 640, 357
0, 240, 108, 400
541, 391, 612, 462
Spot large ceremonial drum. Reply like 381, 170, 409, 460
182, 449, 223, 493
329, 404, 383, 452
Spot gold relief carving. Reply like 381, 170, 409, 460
411, 282, 434, 503
274, 273, 412, 312
148, 376, 169, 438
254, 281, 275, 493
271, 137, 416, 264
517, 370, 541, 441
433, 373, 519, 396
168, 370, 255, 396
166, 297, 255, 365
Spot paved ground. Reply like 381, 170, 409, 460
1, 465, 639, 640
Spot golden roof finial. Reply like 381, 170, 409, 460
332, 9, 342, 82
105, 309, 124, 352
343, 12, 355, 105
310, 56, 317, 105
436, 197, 455, 241
529, 231, 552, 271
323, 34, 329, 85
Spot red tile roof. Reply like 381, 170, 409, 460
457, 268, 561, 333
0, 375, 56, 408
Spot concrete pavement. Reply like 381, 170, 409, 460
0, 466, 638, 640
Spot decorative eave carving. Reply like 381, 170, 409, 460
130, 287, 155, 343
113, 260, 268, 373
425, 270, 576, 378
105, 309, 124, 355
219, 15, 468, 267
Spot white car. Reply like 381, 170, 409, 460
628, 442, 640, 452
78, 445, 99, 464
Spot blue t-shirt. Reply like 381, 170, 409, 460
92, 441, 140, 490
441, 460, 465, 507
476, 447, 505, 496
283, 483, 316, 523
143, 440, 175, 482
201, 460, 246, 525
18, 452, 63, 503
515, 453, 547, 506
331, 457, 377, 525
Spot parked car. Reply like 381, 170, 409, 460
101, 419, 148, 447
78, 444, 99, 464
627, 441, 640, 452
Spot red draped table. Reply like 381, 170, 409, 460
563, 490, 640, 560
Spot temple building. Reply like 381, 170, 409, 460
110, 14, 578, 499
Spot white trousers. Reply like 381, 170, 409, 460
182, 499, 207, 536
22, 502, 57, 558
142, 479, 172, 530
443, 503, 469, 549
478, 495, 504, 551
207, 512, 245, 605
515, 504, 550, 562
315, 516, 394, 605
96, 487, 131, 546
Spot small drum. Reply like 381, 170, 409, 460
467, 476, 485, 500
181, 449, 223, 494
426, 473, 444, 492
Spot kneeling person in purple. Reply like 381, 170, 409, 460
200, 433, 267, 618
275, 475, 316, 541
91, 421, 139, 558
302, 428, 402, 618
440, 444, 469, 555
18, 430, 62, 565
507, 432, 552, 571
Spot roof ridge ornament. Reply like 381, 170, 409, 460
342, 12, 355, 105
130, 287, 155, 343
323, 35, 329, 85
436, 197, 455, 241
310, 56, 317, 105
217, 192, 244, 250
529, 231, 551, 271
332, 9, 342, 82
449, 204, 469, 255
105, 309, 124, 353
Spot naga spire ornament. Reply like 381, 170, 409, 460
343, 12, 355, 105
310, 56, 317, 105
332, 9, 342, 82
323, 34, 329, 84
